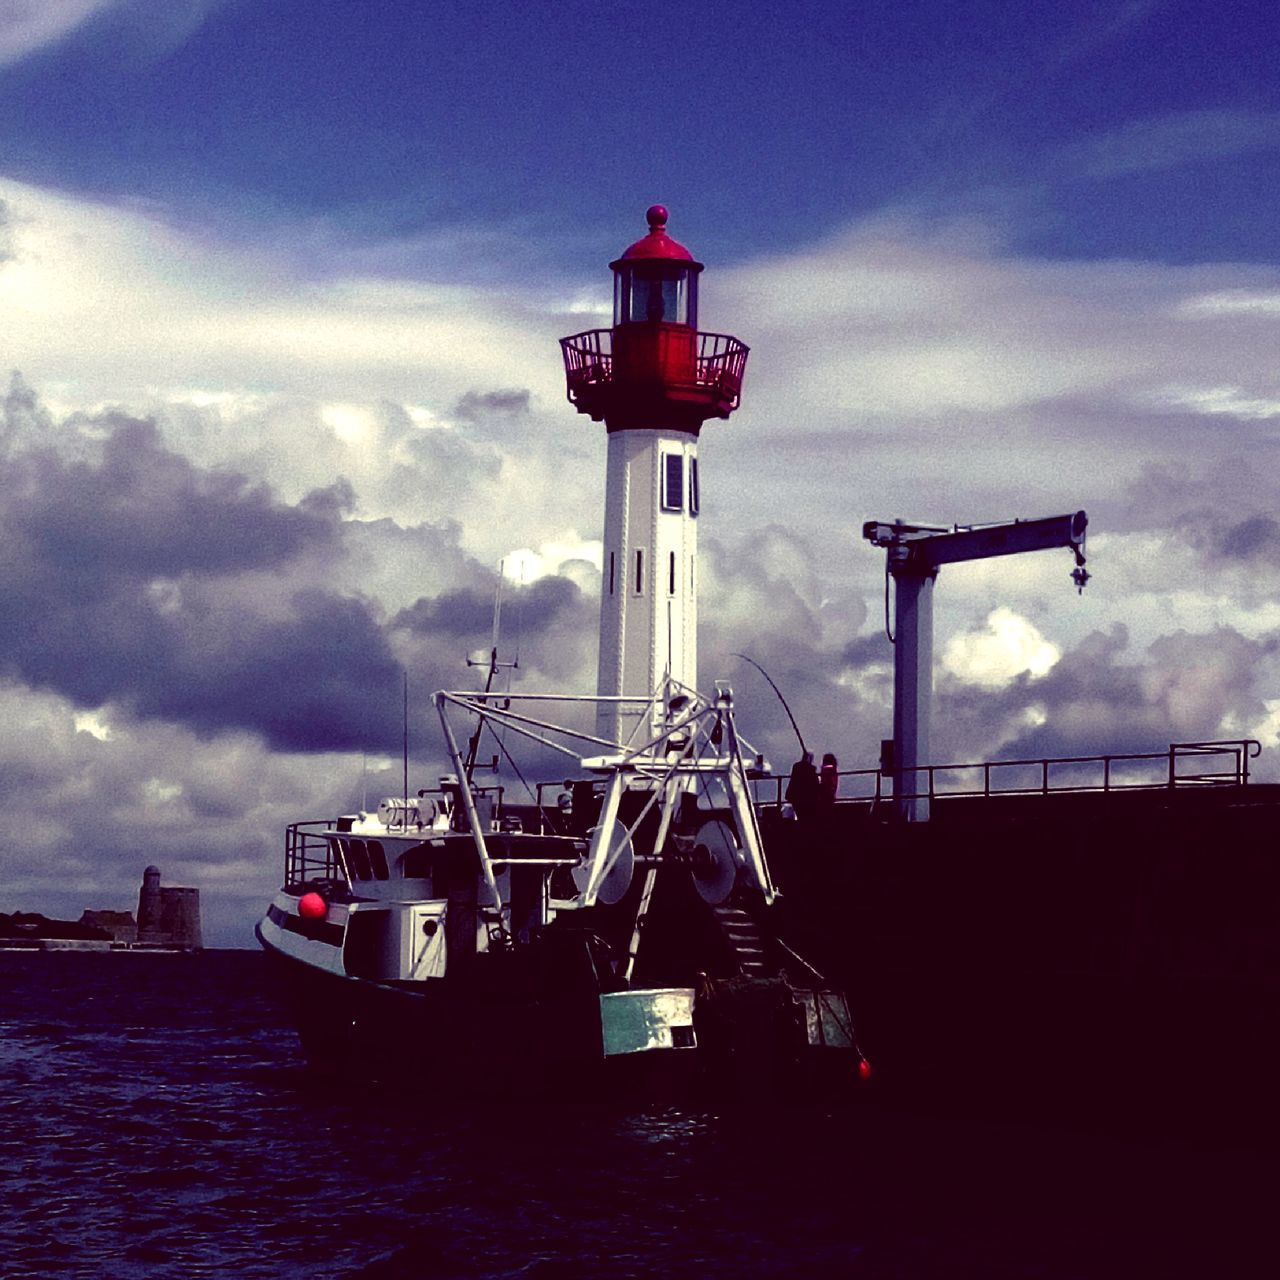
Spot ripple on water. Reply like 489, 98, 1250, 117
3, 951, 1279, 1280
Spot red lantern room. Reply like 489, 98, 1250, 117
561, 206, 748, 432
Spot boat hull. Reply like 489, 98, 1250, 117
256, 925, 700, 1097
257, 923, 862, 1101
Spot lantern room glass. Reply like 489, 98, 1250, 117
614, 264, 697, 327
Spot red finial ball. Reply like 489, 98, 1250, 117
297, 891, 327, 921
646, 204, 669, 229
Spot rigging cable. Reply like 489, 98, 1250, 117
884, 558, 895, 644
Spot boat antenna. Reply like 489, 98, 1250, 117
513, 557, 524, 669
731, 653, 807, 756
402, 668, 409, 807
464, 563, 519, 780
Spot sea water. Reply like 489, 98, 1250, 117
0, 951, 1274, 1279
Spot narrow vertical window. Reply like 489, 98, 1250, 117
669, 551, 676, 595
662, 453, 684, 512
608, 551, 615, 595
690, 458, 700, 517
634, 548, 644, 594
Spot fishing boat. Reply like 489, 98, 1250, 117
256, 206, 867, 1094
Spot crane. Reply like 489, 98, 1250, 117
862, 511, 1089, 822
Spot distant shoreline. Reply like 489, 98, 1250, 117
0, 940, 200, 954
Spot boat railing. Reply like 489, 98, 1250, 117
283, 783, 511, 885
751, 739, 1262, 809
285, 822, 343, 887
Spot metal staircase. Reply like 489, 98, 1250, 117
713, 903, 773, 978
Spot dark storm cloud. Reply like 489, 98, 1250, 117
1214, 516, 1280, 561
6, 414, 334, 576
145, 589, 406, 752
0, 401, 412, 751
392, 575, 581, 641
297, 478, 356, 519
1122, 455, 1280, 540
453, 389, 531, 422
391, 572, 598, 700
840, 633, 892, 670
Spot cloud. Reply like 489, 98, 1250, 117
0, 679, 377, 944
0, 176, 568, 414
1178, 290, 1280, 318
454, 388, 532, 422
1161, 385, 1280, 420
942, 607, 1060, 689
0, 1, 118, 67
0, 0, 232, 69
9, 175, 1280, 938
0, 400, 408, 749
0, 380, 612, 761
1061, 109, 1280, 179
1050, 0, 1163, 66
934, 622, 1278, 766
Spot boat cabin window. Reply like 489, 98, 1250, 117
662, 453, 683, 512
345, 838, 373, 881
367, 840, 389, 881
401, 843, 433, 880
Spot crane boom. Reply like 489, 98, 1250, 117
863, 512, 1087, 571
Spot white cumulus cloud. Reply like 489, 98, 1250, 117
942, 607, 1061, 689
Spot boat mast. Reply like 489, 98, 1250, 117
463, 568, 518, 782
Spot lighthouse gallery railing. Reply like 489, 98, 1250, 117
560, 328, 748, 408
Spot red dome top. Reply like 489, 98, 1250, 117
611, 205, 703, 271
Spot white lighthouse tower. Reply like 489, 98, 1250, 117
561, 207, 748, 744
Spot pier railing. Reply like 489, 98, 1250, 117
752, 739, 1262, 810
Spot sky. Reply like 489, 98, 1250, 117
2, 0, 1280, 944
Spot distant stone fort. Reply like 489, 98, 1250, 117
1, 865, 202, 950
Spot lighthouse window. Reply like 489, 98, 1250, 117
634, 549, 645, 594
608, 551, 615, 596
619, 266, 691, 326
669, 551, 676, 595
662, 454, 684, 512
690, 458, 700, 517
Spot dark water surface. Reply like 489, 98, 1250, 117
1, 951, 1274, 1279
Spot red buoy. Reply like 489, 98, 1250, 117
857, 1057, 872, 1083
297, 892, 327, 920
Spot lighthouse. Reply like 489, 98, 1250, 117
560, 206, 748, 745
